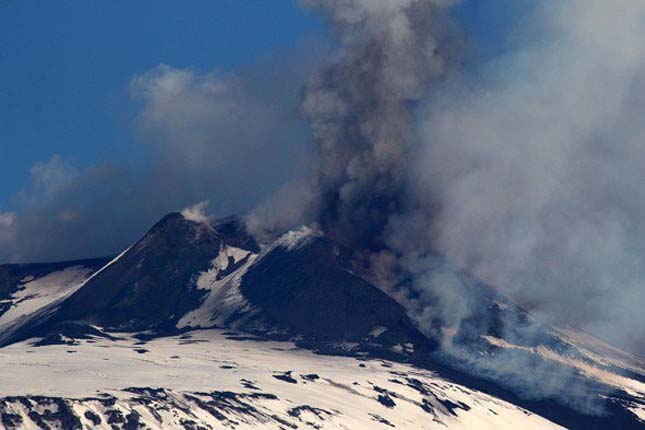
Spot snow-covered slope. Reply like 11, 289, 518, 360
177, 243, 258, 329
0, 329, 565, 430
0, 266, 92, 331
0, 258, 110, 343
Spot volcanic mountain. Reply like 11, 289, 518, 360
0, 212, 643, 430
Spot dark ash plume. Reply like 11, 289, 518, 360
301, 0, 460, 249
291, 0, 645, 414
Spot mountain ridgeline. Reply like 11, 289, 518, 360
2, 213, 430, 355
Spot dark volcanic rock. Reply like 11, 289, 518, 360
0, 212, 643, 430
83, 411, 101, 426
3, 214, 258, 344
240, 235, 435, 349
53, 214, 257, 331
32, 322, 119, 346
272, 371, 298, 384
3, 213, 431, 355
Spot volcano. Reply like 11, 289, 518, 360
0, 212, 643, 430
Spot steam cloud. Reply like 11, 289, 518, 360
294, 0, 645, 354
293, 0, 645, 412
414, 0, 645, 356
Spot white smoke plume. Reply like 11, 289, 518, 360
413, 0, 645, 356
299, 0, 645, 352
290, 0, 645, 412
181, 200, 211, 225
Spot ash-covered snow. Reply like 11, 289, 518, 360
482, 335, 645, 398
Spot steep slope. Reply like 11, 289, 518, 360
2, 214, 259, 343
52, 213, 259, 331
0, 258, 110, 339
0, 258, 109, 317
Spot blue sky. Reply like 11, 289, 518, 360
0, 0, 534, 210
0, 0, 530, 210
0, 1, 325, 209
0, 0, 532, 264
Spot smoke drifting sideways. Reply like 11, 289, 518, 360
412, 0, 645, 357
259, 0, 645, 413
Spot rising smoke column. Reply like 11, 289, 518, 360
301, 0, 459, 249
292, 1, 644, 413
412, 0, 645, 356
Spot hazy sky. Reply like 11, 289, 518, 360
0, 0, 522, 264
0, 1, 523, 209
0, 1, 324, 208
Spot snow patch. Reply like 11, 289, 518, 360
629, 405, 645, 423
177, 245, 257, 329
369, 326, 388, 338
211, 244, 250, 271
0, 266, 93, 330
0, 247, 130, 344
0, 329, 566, 430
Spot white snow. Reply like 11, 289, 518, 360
179, 226, 327, 331
211, 244, 250, 269
628, 405, 645, 423
0, 248, 130, 344
0, 266, 92, 331
177, 228, 323, 331
177, 245, 258, 329
369, 326, 388, 338
76, 246, 131, 288
0, 329, 566, 430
